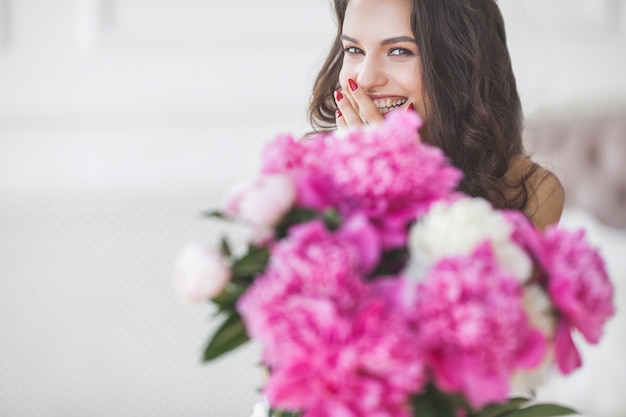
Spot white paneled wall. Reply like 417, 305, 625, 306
0, 1, 625, 416
0, 0, 8, 46
0, 0, 335, 191
500, 0, 626, 118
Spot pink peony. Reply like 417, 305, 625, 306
320, 111, 462, 247
261, 133, 325, 174
173, 243, 231, 303
540, 227, 615, 374
415, 242, 546, 408
507, 212, 615, 374
237, 220, 426, 415
237, 220, 371, 365
223, 174, 296, 228
553, 320, 582, 375
263, 294, 425, 417
335, 213, 382, 275
258, 112, 462, 248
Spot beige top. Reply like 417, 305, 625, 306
506, 156, 565, 230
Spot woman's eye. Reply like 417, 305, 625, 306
389, 48, 414, 57
344, 46, 364, 55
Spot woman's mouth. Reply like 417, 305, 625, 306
373, 97, 408, 114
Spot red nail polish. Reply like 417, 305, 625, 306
408, 102, 414, 111
348, 79, 358, 91
334, 90, 343, 101
336, 109, 342, 118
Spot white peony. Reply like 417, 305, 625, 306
522, 284, 557, 338
510, 284, 557, 396
408, 198, 533, 281
173, 242, 232, 303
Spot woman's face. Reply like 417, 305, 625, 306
339, 0, 427, 120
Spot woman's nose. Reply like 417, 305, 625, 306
356, 56, 386, 90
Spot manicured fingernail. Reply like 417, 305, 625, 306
348, 79, 358, 91
335, 109, 342, 118
334, 90, 343, 101
408, 102, 414, 111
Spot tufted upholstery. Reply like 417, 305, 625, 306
524, 112, 626, 229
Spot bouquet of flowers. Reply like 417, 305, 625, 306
174, 111, 615, 417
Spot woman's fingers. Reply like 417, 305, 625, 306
344, 78, 384, 125
334, 89, 363, 127
335, 109, 347, 130
334, 79, 385, 128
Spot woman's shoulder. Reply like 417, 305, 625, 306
506, 156, 565, 230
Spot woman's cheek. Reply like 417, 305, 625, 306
339, 61, 357, 88
338, 70, 347, 91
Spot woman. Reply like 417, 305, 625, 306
309, 0, 564, 230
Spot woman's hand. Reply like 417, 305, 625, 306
334, 78, 385, 129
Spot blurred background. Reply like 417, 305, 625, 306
0, 1, 625, 416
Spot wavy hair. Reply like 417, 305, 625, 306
309, 0, 536, 211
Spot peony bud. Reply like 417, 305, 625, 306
249, 398, 270, 417
224, 174, 296, 228
173, 243, 231, 303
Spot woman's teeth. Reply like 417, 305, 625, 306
375, 98, 408, 114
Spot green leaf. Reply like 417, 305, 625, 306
274, 207, 319, 239
212, 283, 247, 311
202, 313, 249, 362
370, 247, 409, 277
231, 245, 270, 282
220, 237, 232, 258
477, 398, 530, 417
269, 409, 302, 417
202, 209, 227, 219
321, 208, 342, 231
411, 383, 467, 417
504, 404, 577, 417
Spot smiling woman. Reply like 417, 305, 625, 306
309, 0, 564, 230
337, 0, 425, 125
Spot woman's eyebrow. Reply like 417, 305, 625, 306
381, 36, 417, 45
340, 34, 360, 43
340, 34, 417, 45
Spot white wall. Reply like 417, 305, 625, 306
0, 1, 625, 416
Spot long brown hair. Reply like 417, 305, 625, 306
309, 0, 536, 211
